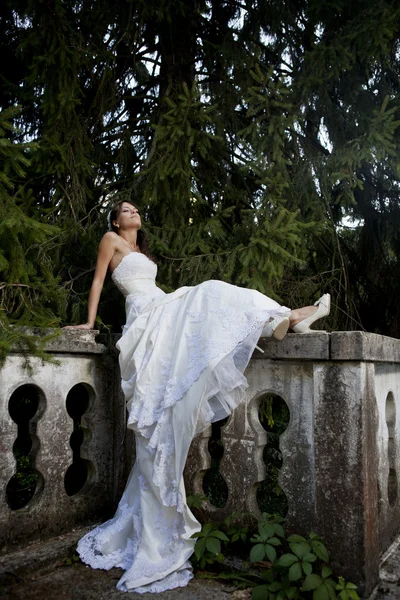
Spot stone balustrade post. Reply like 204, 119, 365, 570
312, 360, 379, 594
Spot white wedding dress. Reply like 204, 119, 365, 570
77, 252, 290, 593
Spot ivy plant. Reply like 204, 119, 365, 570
189, 511, 359, 600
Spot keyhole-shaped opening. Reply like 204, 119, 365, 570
64, 383, 94, 496
202, 417, 229, 507
257, 393, 289, 516
386, 392, 397, 507
6, 385, 45, 510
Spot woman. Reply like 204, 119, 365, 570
66, 200, 330, 593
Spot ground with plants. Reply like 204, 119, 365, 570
187, 503, 359, 600
3, 509, 399, 600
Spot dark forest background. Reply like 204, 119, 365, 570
1, 0, 400, 353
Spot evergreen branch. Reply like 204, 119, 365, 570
281, 269, 342, 284
0, 283, 36, 291
160, 251, 232, 262
62, 268, 95, 287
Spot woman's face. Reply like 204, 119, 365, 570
114, 202, 141, 230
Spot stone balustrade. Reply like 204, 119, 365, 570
1, 329, 400, 596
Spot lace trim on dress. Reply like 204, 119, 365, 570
77, 492, 142, 572
120, 565, 193, 594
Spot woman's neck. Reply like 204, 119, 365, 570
119, 231, 139, 250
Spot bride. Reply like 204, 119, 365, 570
65, 200, 330, 593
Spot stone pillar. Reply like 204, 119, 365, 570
184, 427, 212, 498
374, 364, 400, 552
218, 397, 267, 518
313, 360, 379, 596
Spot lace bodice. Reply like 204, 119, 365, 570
111, 252, 166, 322
111, 253, 158, 294
112, 252, 196, 329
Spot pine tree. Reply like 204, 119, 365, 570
0, 107, 66, 361
1, 0, 399, 335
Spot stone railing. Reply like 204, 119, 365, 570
1, 330, 400, 595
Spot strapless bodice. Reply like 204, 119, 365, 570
112, 252, 165, 306
112, 252, 156, 289
112, 253, 194, 330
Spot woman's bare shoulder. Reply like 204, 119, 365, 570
100, 231, 119, 246
97, 232, 120, 258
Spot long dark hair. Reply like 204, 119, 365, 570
109, 200, 155, 261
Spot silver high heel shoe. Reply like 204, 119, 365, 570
292, 294, 331, 334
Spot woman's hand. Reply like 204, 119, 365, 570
63, 323, 93, 330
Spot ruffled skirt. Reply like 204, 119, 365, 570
77, 280, 290, 593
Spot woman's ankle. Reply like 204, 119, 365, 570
290, 306, 317, 328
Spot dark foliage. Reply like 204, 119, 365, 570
1, 0, 399, 337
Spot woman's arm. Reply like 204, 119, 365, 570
63, 233, 116, 330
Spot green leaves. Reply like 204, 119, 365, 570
276, 540, 317, 582
192, 522, 229, 568
251, 543, 270, 563
301, 563, 338, 600
312, 574, 337, 600
287, 533, 330, 563
336, 577, 359, 600
187, 493, 207, 509
250, 518, 284, 564
278, 554, 298, 568
205, 536, 220, 555
191, 513, 359, 600
0, 110, 67, 361
222, 513, 250, 544
252, 584, 271, 600
303, 573, 324, 591
252, 576, 301, 600
2, 0, 400, 338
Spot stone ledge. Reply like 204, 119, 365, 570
254, 332, 330, 360
331, 331, 400, 363
10, 328, 108, 355
9, 328, 400, 362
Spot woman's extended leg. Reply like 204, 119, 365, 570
261, 294, 330, 340
290, 293, 330, 333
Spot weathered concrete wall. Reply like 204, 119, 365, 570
185, 332, 400, 596
375, 364, 400, 551
1, 329, 400, 596
0, 331, 125, 553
